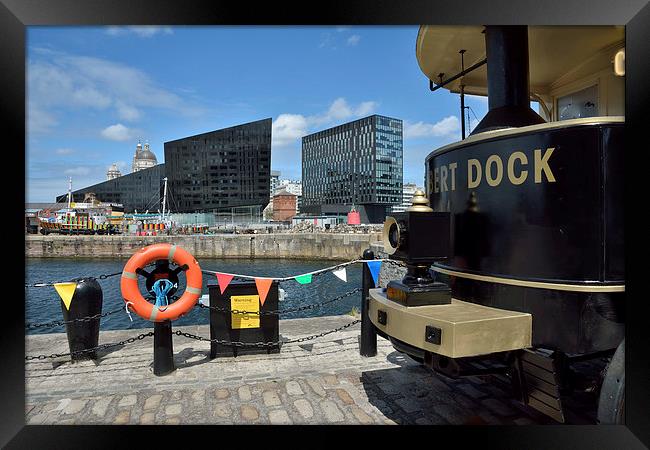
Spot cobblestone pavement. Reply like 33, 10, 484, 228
25, 316, 597, 425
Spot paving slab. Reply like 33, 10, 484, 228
25, 315, 594, 425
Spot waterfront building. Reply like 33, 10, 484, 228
132, 140, 158, 173
106, 163, 122, 180
58, 119, 272, 217
291, 214, 345, 228
270, 170, 281, 198
272, 189, 297, 222
56, 164, 166, 213
263, 199, 274, 221
301, 114, 403, 224
391, 183, 421, 213
275, 179, 302, 213
164, 118, 272, 214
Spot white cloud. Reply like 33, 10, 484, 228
105, 26, 174, 38
27, 50, 205, 134
322, 97, 353, 122
272, 114, 309, 147
115, 161, 129, 172
404, 116, 461, 139
355, 101, 377, 117
101, 123, 139, 141
346, 35, 361, 46
55, 148, 75, 155
319, 32, 334, 49
27, 106, 58, 133
115, 101, 141, 121
272, 97, 379, 149
320, 29, 362, 50
309, 97, 378, 126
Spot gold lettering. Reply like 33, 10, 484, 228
534, 147, 556, 183
507, 151, 528, 185
486, 155, 503, 187
441, 165, 448, 192
434, 167, 440, 193
468, 159, 481, 189
449, 162, 458, 191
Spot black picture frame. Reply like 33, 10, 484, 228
5, 0, 649, 447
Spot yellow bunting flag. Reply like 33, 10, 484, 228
54, 282, 77, 310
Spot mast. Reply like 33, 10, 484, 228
161, 177, 168, 220
67, 177, 72, 209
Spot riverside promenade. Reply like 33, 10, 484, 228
25, 315, 592, 426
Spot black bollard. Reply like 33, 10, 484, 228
60, 278, 103, 361
360, 248, 378, 357
153, 320, 175, 376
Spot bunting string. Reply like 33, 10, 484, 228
201, 258, 401, 282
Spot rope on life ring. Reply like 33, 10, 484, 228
120, 243, 202, 322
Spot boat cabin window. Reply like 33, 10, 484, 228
557, 84, 599, 121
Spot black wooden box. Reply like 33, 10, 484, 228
208, 281, 280, 358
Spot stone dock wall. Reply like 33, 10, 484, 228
25, 233, 382, 260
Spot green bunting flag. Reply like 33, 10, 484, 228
295, 274, 313, 285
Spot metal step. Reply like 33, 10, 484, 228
520, 348, 565, 423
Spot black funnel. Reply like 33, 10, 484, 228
471, 26, 545, 135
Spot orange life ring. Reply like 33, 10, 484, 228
120, 243, 202, 322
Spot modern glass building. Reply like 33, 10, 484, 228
301, 114, 403, 223
57, 118, 272, 217
56, 164, 166, 213
164, 118, 272, 213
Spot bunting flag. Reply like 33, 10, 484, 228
333, 267, 347, 282
365, 261, 382, 286
254, 278, 274, 306
215, 273, 234, 295
295, 274, 312, 285
54, 282, 77, 311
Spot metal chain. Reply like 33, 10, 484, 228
24, 332, 154, 360
197, 287, 361, 316
25, 262, 158, 288
174, 319, 361, 348
25, 305, 125, 330
382, 259, 406, 267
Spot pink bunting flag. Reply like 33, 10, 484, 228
255, 278, 274, 306
216, 273, 234, 295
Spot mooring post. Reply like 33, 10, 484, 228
153, 320, 175, 376
360, 248, 377, 357
60, 277, 103, 361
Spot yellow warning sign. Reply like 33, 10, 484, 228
231, 295, 260, 329
54, 282, 77, 311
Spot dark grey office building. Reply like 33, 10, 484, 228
57, 118, 272, 216
56, 164, 166, 213
164, 118, 272, 213
302, 115, 403, 223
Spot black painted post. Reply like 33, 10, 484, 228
153, 320, 175, 376
60, 278, 103, 361
360, 248, 377, 357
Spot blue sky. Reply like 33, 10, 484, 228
26, 26, 489, 202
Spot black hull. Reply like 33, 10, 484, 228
426, 119, 625, 354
